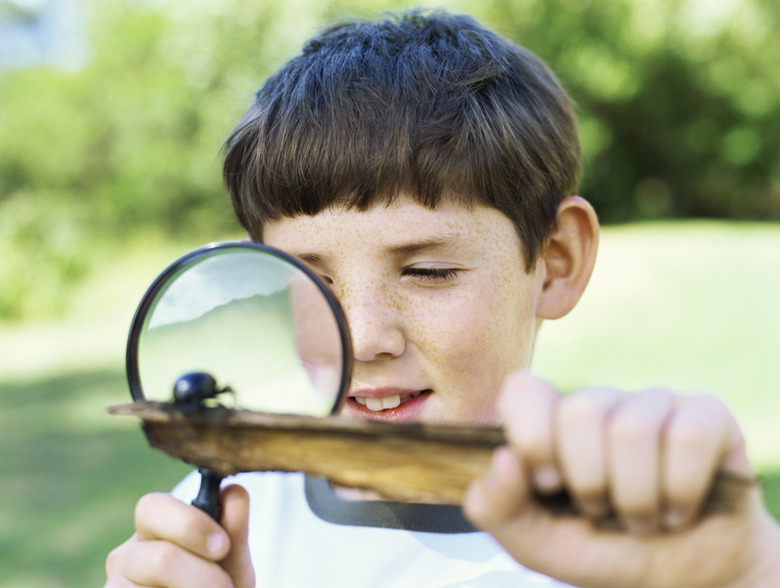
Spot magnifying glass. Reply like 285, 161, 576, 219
125, 241, 352, 518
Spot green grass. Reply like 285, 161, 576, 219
1, 221, 779, 587
0, 371, 192, 588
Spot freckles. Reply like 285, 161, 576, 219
426, 306, 493, 371
401, 297, 440, 360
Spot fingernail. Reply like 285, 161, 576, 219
533, 466, 562, 492
663, 508, 688, 531
208, 532, 226, 555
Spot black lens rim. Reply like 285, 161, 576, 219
125, 241, 353, 415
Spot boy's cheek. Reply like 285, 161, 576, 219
440, 322, 531, 401
427, 290, 536, 369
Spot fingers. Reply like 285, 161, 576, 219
105, 488, 255, 588
134, 493, 230, 560
607, 388, 674, 532
661, 394, 752, 530
106, 535, 234, 588
555, 386, 621, 518
499, 372, 561, 493
488, 372, 751, 533
464, 445, 531, 525
219, 485, 256, 588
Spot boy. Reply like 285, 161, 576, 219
105, 10, 780, 587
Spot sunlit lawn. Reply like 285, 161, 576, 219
1, 222, 778, 587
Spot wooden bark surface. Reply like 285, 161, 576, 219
110, 402, 501, 504
109, 402, 754, 527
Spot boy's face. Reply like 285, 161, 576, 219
263, 194, 546, 425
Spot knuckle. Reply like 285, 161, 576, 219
684, 393, 730, 422
134, 492, 161, 524
669, 418, 714, 453
146, 541, 179, 577
560, 390, 609, 424
104, 544, 125, 576
609, 411, 655, 446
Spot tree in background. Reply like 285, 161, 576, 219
482, 0, 780, 222
1, 0, 778, 319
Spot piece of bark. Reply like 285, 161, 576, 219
109, 402, 755, 528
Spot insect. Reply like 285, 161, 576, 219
172, 372, 233, 415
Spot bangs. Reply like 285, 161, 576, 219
223, 11, 580, 267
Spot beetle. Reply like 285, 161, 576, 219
172, 372, 233, 415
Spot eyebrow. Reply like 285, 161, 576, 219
289, 235, 465, 266
386, 235, 462, 256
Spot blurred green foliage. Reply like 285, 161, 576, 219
495, 0, 780, 222
1, 0, 779, 320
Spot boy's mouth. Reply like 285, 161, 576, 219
353, 390, 424, 411
347, 389, 432, 419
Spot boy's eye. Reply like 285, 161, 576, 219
402, 267, 461, 281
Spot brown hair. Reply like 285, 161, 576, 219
223, 10, 580, 268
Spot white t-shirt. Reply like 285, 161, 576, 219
173, 471, 578, 587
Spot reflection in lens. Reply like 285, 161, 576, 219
133, 246, 346, 417
289, 273, 343, 403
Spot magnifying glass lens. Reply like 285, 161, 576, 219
128, 244, 350, 417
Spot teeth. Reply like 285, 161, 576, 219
380, 394, 401, 409
354, 392, 422, 411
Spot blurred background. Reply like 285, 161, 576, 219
0, 0, 778, 585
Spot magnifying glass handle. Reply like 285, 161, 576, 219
191, 468, 224, 521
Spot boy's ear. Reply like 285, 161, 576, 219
536, 196, 599, 320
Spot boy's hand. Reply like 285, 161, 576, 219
464, 372, 780, 588
105, 484, 255, 588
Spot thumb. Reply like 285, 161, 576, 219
464, 445, 534, 529
464, 445, 587, 579
219, 484, 256, 588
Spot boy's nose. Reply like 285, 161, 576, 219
339, 286, 405, 362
